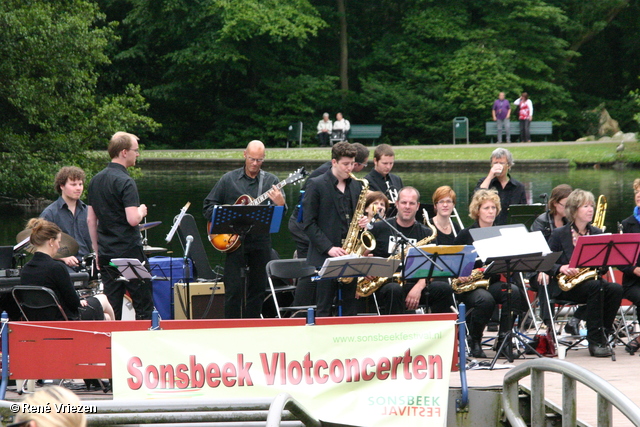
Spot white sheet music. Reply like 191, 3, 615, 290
473, 230, 551, 262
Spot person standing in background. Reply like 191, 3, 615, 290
514, 92, 533, 142
492, 92, 511, 143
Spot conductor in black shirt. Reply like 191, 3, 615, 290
302, 142, 362, 316
203, 140, 285, 319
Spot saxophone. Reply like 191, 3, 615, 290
450, 268, 490, 294
339, 174, 376, 284
557, 194, 607, 291
356, 223, 437, 297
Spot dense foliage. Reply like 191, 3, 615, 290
2, 0, 640, 197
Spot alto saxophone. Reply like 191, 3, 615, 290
450, 268, 490, 294
356, 222, 437, 297
339, 173, 376, 284
556, 194, 607, 291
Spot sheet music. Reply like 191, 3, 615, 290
473, 230, 551, 262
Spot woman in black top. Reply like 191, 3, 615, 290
431, 186, 462, 246
544, 189, 622, 357
20, 218, 113, 321
454, 189, 524, 357
617, 179, 640, 354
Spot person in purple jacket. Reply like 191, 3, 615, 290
492, 92, 511, 143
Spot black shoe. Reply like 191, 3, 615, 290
469, 339, 487, 358
626, 337, 640, 355
487, 323, 499, 332
564, 317, 580, 336
588, 343, 612, 358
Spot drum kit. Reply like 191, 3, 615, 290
15, 219, 166, 319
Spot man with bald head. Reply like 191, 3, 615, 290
88, 131, 152, 320
203, 140, 285, 318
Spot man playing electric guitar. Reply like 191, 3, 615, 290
203, 140, 286, 318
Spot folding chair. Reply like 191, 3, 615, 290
12, 286, 69, 321
265, 259, 317, 318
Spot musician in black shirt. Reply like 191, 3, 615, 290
619, 179, 640, 354
203, 140, 285, 318
367, 187, 454, 314
302, 142, 362, 316
431, 186, 462, 245
364, 144, 403, 206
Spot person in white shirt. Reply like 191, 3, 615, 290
332, 112, 351, 142
317, 112, 332, 147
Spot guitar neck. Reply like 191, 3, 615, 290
250, 179, 288, 205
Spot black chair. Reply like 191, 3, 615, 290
177, 213, 218, 281
265, 259, 316, 318
12, 286, 68, 321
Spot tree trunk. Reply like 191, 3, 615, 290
337, 0, 349, 92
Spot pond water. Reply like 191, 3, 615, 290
1, 166, 638, 270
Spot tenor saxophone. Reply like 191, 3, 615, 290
356, 222, 437, 297
339, 173, 376, 284
450, 268, 490, 294
556, 194, 607, 291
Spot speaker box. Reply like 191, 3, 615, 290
174, 281, 225, 319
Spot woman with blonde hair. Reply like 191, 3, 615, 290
20, 218, 114, 321
10, 385, 87, 427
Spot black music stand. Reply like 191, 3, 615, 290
507, 204, 546, 228
569, 234, 640, 361
111, 258, 153, 281
484, 252, 561, 368
318, 256, 400, 316
211, 205, 284, 318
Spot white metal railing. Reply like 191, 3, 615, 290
502, 358, 640, 427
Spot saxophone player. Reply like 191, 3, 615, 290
300, 142, 364, 317
619, 179, 640, 354
545, 189, 622, 357
364, 187, 454, 314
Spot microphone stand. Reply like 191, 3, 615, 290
373, 214, 444, 279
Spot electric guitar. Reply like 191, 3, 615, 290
208, 167, 307, 252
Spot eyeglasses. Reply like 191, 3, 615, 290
557, 202, 566, 208
129, 148, 140, 153
356, 162, 368, 168
246, 156, 265, 163
437, 199, 454, 205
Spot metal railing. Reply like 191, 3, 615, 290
502, 358, 640, 427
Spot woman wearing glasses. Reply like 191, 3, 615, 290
431, 186, 462, 245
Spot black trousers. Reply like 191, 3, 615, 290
623, 280, 640, 307
488, 281, 523, 335
456, 288, 496, 340
519, 119, 530, 142
316, 278, 357, 317
224, 242, 272, 318
317, 132, 330, 147
558, 278, 623, 343
101, 263, 153, 320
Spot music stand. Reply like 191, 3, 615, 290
210, 205, 285, 318
404, 245, 476, 281
111, 258, 153, 281
569, 233, 640, 360
318, 256, 400, 316
507, 204, 546, 228
484, 252, 561, 368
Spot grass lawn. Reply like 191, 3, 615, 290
139, 141, 639, 165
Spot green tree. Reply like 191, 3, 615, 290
0, 0, 158, 199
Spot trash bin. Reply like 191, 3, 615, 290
453, 117, 469, 144
287, 121, 303, 148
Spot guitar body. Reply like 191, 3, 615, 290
206, 167, 307, 253
208, 195, 253, 253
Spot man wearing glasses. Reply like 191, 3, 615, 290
475, 148, 526, 226
87, 131, 153, 320
203, 140, 285, 318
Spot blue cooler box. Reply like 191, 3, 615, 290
149, 256, 193, 319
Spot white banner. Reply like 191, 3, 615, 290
112, 319, 456, 427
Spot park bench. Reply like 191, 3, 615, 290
485, 121, 553, 142
348, 124, 382, 144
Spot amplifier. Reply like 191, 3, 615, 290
174, 281, 225, 320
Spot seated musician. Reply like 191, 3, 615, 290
20, 219, 114, 321
431, 186, 462, 245
454, 189, 523, 357
365, 187, 454, 315
544, 189, 622, 357
618, 179, 640, 354
530, 184, 575, 331
362, 191, 389, 226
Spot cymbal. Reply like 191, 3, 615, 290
143, 245, 167, 255
140, 221, 162, 231
16, 229, 79, 259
